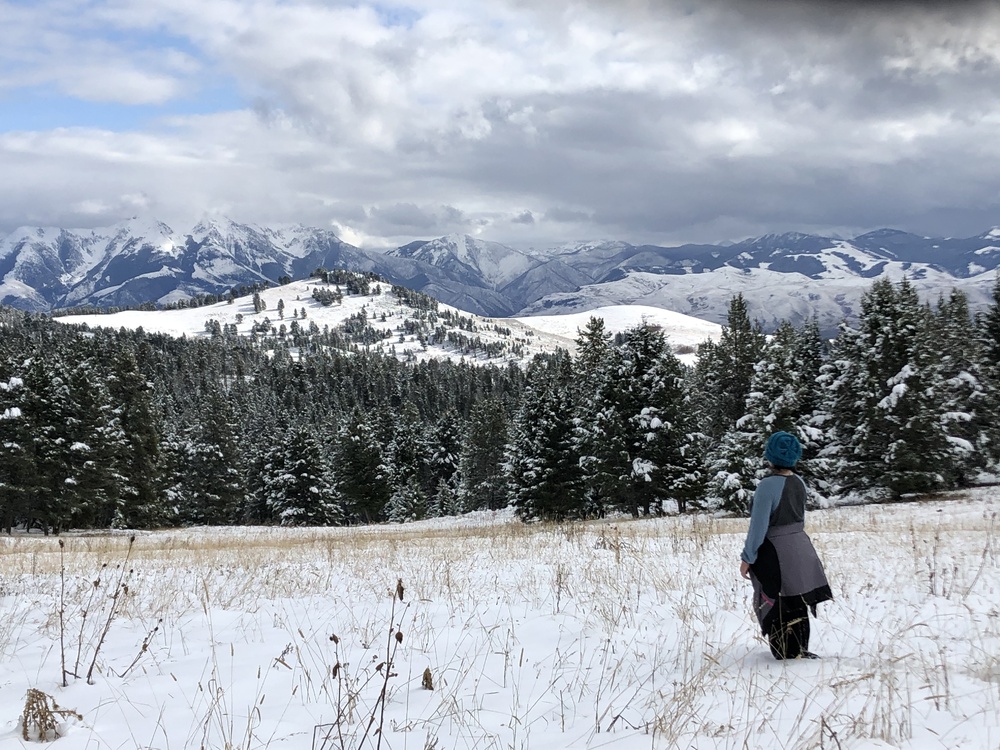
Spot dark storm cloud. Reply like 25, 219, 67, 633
544, 208, 593, 223
365, 203, 470, 236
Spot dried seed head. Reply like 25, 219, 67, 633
59, 539, 65, 548
395, 631, 403, 644
396, 579, 405, 601
329, 634, 340, 644
332, 662, 341, 678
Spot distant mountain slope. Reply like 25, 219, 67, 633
4, 218, 1000, 331
53, 275, 722, 365
0, 219, 520, 317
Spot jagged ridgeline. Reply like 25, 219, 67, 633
3, 273, 1000, 534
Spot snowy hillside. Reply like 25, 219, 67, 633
515, 305, 721, 354
55, 276, 721, 364
521, 264, 999, 333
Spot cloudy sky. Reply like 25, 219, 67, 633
2, 0, 1000, 249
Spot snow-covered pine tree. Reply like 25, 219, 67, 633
384, 404, 437, 499
699, 295, 767, 513
263, 426, 341, 526
712, 294, 767, 435
504, 353, 583, 521
576, 324, 700, 516
457, 397, 510, 512
429, 411, 462, 492
334, 409, 391, 524
21, 356, 80, 533
573, 318, 620, 517
705, 428, 761, 515
0, 368, 32, 534
435, 476, 462, 517
107, 349, 165, 528
822, 278, 951, 499
932, 289, 990, 484
975, 273, 1000, 467
739, 318, 831, 500
385, 474, 427, 522
63, 358, 127, 528
574, 316, 613, 398
160, 384, 245, 525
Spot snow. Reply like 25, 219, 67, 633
2, 491, 999, 748
390, 234, 539, 289
53, 280, 720, 365
519, 261, 999, 334
515, 305, 722, 353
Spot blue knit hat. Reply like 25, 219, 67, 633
764, 431, 802, 468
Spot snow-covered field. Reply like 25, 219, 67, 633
2, 491, 998, 749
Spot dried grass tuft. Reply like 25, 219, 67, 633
20, 688, 82, 741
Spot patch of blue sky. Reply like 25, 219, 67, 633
371, 3, 421, 29
97, 24, 204, 62
0, 83, 245, 133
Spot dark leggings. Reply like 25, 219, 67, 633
768, 596, 811, 659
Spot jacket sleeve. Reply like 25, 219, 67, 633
741, 478, 782, 564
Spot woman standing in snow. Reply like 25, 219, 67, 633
739, 431, 832, 659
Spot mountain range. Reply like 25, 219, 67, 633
3, 218, 1000, 331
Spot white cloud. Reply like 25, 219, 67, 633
3, 0, 1000, 246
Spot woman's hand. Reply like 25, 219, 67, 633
740, 561, 751, 580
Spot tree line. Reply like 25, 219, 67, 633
2, 274, 999, 532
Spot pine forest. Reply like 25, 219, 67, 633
3, 274, 1000, 534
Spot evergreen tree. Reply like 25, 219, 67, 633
705, 428, 761, 515
108, 350, 165, 527
574, 316, 613, 398
435, 476, 462, 517
578, 325, 703, 516
504, 353, 583, 521
429, 411, 462, 490
384, 404, 436, 496
710, 294, 767, 437
822, 279, 951, 498
457, 397, 510, 511
933, 289, 990, 483
334, 410, 391, 524
263, 427, 341, 526
63, 359, 127, 527
0, 371, 32, 533
975, 274, 1000, 466
736, 318, 831, 502
21, 356, 77, 533
385, 475, 427, 523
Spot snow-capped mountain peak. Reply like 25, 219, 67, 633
385, 233, 537, 290
3, 219, 1000, 334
